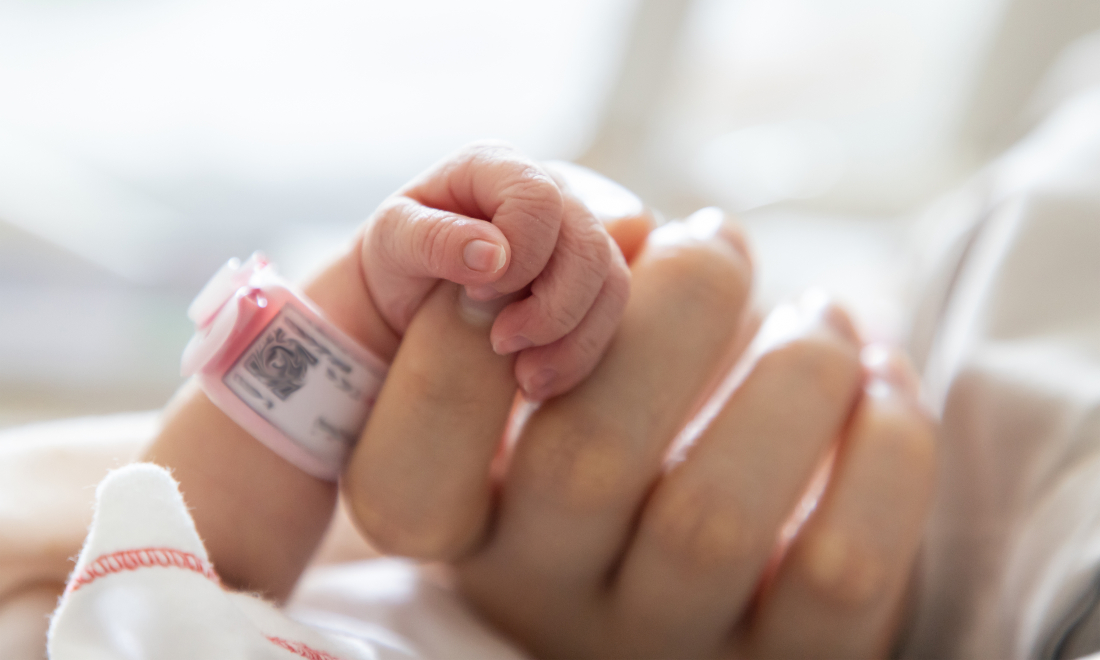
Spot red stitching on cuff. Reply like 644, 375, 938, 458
267, 636, 343, 660
66, 550, 342, 659
66, 547, 221, 594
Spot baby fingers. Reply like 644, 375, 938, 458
404, 142, 565, 299
490, 187, 616, 350
511, 246, 630, 401
361, 142, 564, 334
361, 196, 512, 332
489, 168, 636, 399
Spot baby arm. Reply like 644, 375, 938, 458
142, 143, 639, 600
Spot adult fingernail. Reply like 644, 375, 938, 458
800, 288, 859, 343
647, 208, 723, 246
862, 345, 934, 422
646, 219, 688, 247
458, 288, 515, 327
689, 207, 749, 254
861, 343, 921, 398
463, 239, 506, 273
684, 206, 725, 240
746, 302, 804, 357
752, 301, 805, 347
647, 208, 750, 258
493, 335, 533, 355
522, 368, 557, 401
465, 284, 500, 301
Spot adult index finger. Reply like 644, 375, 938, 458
342, 282, 518, 560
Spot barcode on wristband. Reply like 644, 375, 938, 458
224, 303, 383, 466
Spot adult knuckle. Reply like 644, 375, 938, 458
863, 403, 937, 480
760, 335, 861, 403
651, 246, 749, 317
521, 413, 637, 512
565, 235, 611, 288
355, 503, 474, 560
345, 461, 485, 561
800, 530, 886, 609
647, 485, 754, 572
401, 359, 482, 413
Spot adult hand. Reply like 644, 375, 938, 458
143, 146, 644, 601
344, 174, 936, 659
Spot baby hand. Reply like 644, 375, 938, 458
358, 142, 634, 401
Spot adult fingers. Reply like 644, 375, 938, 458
456, 210, 753, 658
404, 142, 564, 301
741, 346, 935, 660
607, 295, 864, 659
341, 282, 517, 559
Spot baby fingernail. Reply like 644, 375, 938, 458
522, 368, 557, 400
464, 239, 506, 273
494, 335, 533, 355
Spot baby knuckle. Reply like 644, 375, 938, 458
462, 139, 517, 157
647, 487, 754, 571
369, 200, 408, 258
603, 263, 631, 309
541, 295, 588, 336
504, 174, 565, 224
573, 223, 613, 268
418, 213, 450, 265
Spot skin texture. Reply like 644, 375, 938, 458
142, 143, 935, 656
141, 146, 647, 601
346, 208, 938, 659
361, 142, 634, 401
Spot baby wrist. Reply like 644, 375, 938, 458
182, 253, 388, 481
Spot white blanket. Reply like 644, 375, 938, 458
47, 463, 525, 660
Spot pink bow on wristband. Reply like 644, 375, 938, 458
182, 253, 388, 481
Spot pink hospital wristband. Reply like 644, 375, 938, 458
181, 253, 388, 481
